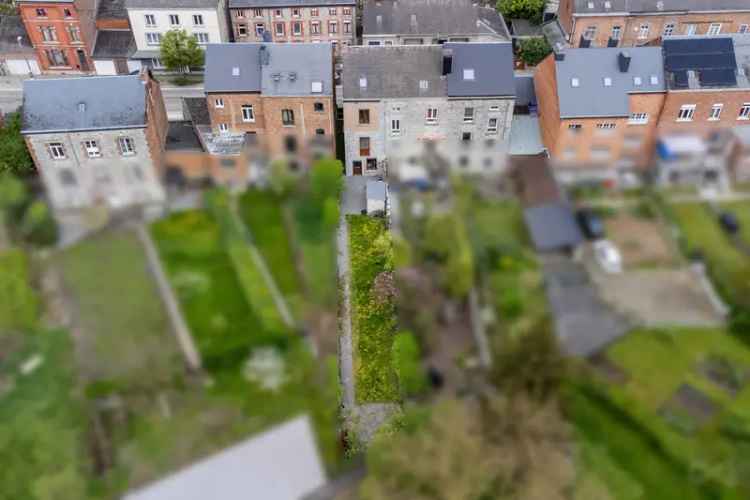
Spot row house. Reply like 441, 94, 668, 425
125, 0, 230, 69
558, 0, 750, 49
534, 47, 666, 187
92, 0, 139, 74
228, 0, 356, 55
361, 0, 509, 46
171, 42, 336, 184
18, 0, 97, 73
21, 71, 168, 210
341, 43, 516, 177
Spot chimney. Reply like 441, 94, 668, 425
618, 51, 631, 72
442, 47, 453, 76
259, 45, 270, 65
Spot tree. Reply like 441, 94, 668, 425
392, 331, 427, 398
20, 200, 58, 246
0, 173, 28, 212
496, 0, 545, 24
0, 113, 34, 175
160, 29, 204, 72
518, 37, 552, 66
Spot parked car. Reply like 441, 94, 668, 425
576, 209, 605, 240
718, 211, 740, 235
593, 240, 622, 274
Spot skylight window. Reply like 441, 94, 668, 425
571, 77, 580, 87
419, 80, 429, 90
603, 77, 612, 86
633, 76, 642, 85
311, 81, 323, 93
604, 0, 611, 8
463, 69, 475, 80
650, 75, 659, 85
232, 67, 240, 76
587, 1, 594, 8
359, 77, 367, 88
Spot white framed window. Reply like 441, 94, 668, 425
144, 14, 156, 27
739, 103, 750, 120
256, 23, 265, 36
628, 113, 649, 124
583, 25, 597, 40
241, 104, 255, 122
463, 107, 474, 123
215, 98, 224, 108
638, 23, 650, 39
633, 76, 642, 86
709, 104, 723, 121
571, 77, 580, 87
489, 105, 500, 112
253, 8, 262, 17
83, 140, 101, 158
739, 24, 749, 34
596, 122, 616, 130
329, 7, 336, 15
663, 23, 675, 37
146, 32, 162, 45
328, 20, 337, 33
118, 137, 136, 156
194, 32, 210, 44
611, 25, 621, 39
684, 24, 696, 35
463, 68, 475, 80
193, 14, 204, 26
48, 142, 66, 159
708, 23, 722, 35
343, 7, 351, 15
603, 77, 612, 87
292, 21, 302, 36
677, 104, 696, 121
169, 14, 180, 25
238, 25, 247, 36
650, 75, 659, 85
275, 22, 284, 36
419, 80, 429, 90
391, 118, 401, 136
487, 117, 498, 134
219, 123, 229, 133
426, 107, 438, 123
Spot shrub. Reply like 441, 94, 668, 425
392, 331, 427, 398
517, 37, 552, 66
496, 0, 545, 23
20, 200, 57, 246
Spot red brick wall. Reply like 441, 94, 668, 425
143, 71, 169, 176
658, 90, 750, 135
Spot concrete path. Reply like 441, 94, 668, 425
135, 223, 202, 371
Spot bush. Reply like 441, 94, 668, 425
20, 200, 57, 246
496, 0, 545, 23
392, 331, 427, 398
517, 37, 552, 66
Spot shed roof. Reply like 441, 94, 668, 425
22, 75, 147, 133
362, 0, 509, 39
204, 43, 333, 96
555, 46, 664, 118
123, 416, 326, 500
97, 0, 128, 20
92, 29, 136, 59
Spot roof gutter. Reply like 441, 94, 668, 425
21, 124, 146, 135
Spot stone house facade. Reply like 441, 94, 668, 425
342, 43, 516, 177
228, 0, 355, 55
21, 71, 167, 210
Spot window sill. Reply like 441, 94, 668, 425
242, 120, 256, 123
707, 118, 721, 122
738, 117, 750, 121
675, 118, 694, 122
628, 121, 648, 125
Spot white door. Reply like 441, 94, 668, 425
5, 58, 40, 75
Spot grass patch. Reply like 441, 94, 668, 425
721, 201, 750, 248
0, 248, 37, 335
348, 214, 398, 403
292, 196, 338, 308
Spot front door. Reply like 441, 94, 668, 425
352, 161, 362, 175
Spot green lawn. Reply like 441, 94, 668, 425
292, 196, 338, 308
568, 328, 750, 499
721, 200, 750, 247
57, 228, 182, 384
348, 215, 399, 403
0, 248, 37, 335
239, 189, 303, 314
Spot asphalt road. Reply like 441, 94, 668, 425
0, 80, 204, 120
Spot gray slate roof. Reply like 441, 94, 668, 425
183, 97, 211, 125
0, 16, 34, 55
571, 0, 750, 14
204, 43, 333, 96
22, 75, 147, 133
92, 30, 136, 59
555, 47, 665, 118
230, 0, 353, 8
362, 0, 509, 39
342, 43, 514, 100
124, 0, 219, 9
123, 416, 326, 500
97, 0, 128, 20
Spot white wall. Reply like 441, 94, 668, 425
94, 60, 117, 75
128, 8, 226, 52
127, 60, 143, 73
5, 58, 41, 75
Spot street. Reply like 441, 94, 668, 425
0, 75, 204, 120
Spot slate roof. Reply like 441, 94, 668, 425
342, 43, 515, 100
571, 0, 750, 15
124, 0, 218, 9
183, 97, 211, 125
92, 30, 136, 59
0, 16, 34, 55
229, 0, 353, 8
96, 0, 128, 20
204, 43, 333, 96
166, 121, 204, 151
123, 416, 326, 500
555, 47, 665, 118
362, 0, 509, 39
22, 75, 147, 133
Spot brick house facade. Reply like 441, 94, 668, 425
18, 0, 96, 73
558, 0, 750, 48
228, 0, 355, 54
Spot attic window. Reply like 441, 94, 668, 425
311, 81, 323, 93
463, 68, 475, 80
288, 71, 297, 81
633, 76, 642, 85
604, 0, 611, 8
410, 14, 417, 24
603, 77, 612, 86
571, 77, 580, 87
359, 77, 367, 88
376, 14, 382, 23
650, 75, 659, 85
232, 67, 240, 76
419, 80, 429, 90
77, 102, 86, 112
